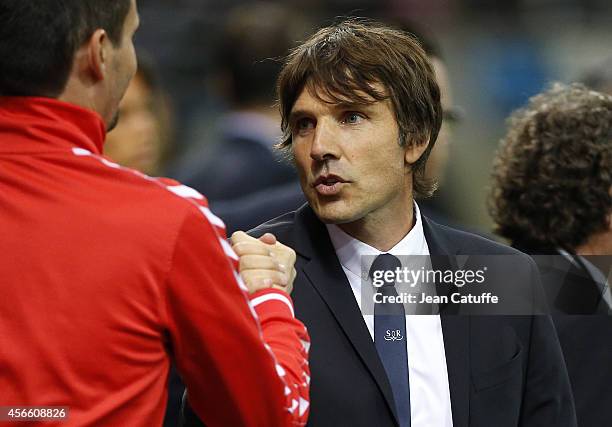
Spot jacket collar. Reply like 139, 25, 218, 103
291, 203, 458, 258
0, 96, 106, 155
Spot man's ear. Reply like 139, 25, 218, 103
85, 29, 109, 81
404, 136, 430, 166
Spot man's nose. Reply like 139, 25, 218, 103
310, 118, 340, 162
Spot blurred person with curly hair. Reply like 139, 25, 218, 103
490, 83, 612, 255
489, 82, 612, 427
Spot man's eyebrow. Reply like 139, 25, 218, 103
289, 102, 375, 121
333, 101, 376, 111
288, 109, 311, 122
288, 101, 376, 123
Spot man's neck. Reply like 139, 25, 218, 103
58, 74, 109, 130
338, 202, 416, 252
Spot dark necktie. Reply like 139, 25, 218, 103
371, 253, 411, 427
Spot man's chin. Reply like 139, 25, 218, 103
310, 200, 357, 225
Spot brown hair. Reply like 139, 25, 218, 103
275, 19, 442, 198
489, 83, 612, 251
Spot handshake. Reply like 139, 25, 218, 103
231, 231, 298, 295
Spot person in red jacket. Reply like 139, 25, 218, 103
0, 1, 310, 426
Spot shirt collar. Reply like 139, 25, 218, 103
0, 96, 106, 155
326, 202, 429, 279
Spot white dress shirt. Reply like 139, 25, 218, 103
326, 203, 454, 427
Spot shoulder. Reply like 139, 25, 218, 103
73, 150, 203, 213
75, 151, 221, 237
426, 218, 540, 281
116, 174, 210, 227
426, 217, 528, 257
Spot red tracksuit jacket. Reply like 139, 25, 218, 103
0, 97, 310, 426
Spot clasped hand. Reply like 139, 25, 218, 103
231, 231, 297, 294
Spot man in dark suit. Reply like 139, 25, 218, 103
183, 19, 575, 427
490, 83, 612, 426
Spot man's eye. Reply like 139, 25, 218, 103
342, 112, 364, 124
296, 118, 314, 131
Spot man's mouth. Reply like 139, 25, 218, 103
312, 174, 347, 196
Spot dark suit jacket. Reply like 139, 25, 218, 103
515, 245, 612, 427
182, 205, 576, 427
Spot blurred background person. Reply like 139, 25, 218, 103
170, 2, 308, 201
166, 2, 315, 234
104, 55, 175, 176
388, 22, 468, 228
489, 83, 612, 312
489, 82, 612, 427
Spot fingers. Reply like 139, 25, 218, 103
266, 238, 295, 259
267, 241, 297, 275
231, 231, 259, 246
232, 231, 280, 259
239, 254, 287, 273
281, 267, 297, 295
232, 241, 271, 257
240, 270, 289, 294
231, 230, 297, 295
240, 269, 288, 286
258, 233, 277, 245
233, 230, 279, 248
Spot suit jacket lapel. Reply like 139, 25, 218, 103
422, 216, 470, 427
294, 205, 400, 425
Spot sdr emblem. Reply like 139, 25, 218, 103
384, 329, 404, 341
